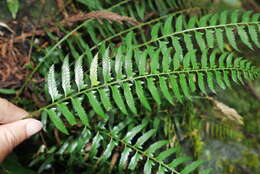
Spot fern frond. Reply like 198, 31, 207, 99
137, 10, 260, 51
32, 119, 210, 174
39, 46, 260, 134
76, 10, 259, 75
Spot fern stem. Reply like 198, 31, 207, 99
24, 67, 255, 119
16, 0, 134, 97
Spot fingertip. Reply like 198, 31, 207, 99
0, 119, 42, 162
25, 119, 42, 137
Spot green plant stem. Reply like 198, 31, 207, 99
23, 67, 255, 119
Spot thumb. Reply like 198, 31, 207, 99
0, 119, 42, 162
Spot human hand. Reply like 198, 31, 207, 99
0, 98, 42, 163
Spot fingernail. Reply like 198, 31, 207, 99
26, 119, 42, 137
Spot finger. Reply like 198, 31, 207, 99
0, 119, 42, 162
0, 98, 28, 124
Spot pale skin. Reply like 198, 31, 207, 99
0, 98, 42, 163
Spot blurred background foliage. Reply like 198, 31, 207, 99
0, 0, 259, 174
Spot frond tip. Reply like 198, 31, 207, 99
141, 10, 260, 52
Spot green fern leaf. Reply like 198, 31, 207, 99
231, 10, 239, 23
157, 146, 180, 161
115, 46, 124, 80
163, 16, 174, 35
147, 78, 162, 105
220, 10, 228, 24
195, 32, 206, 50
57, 103, 77, 125
209, 13, 219, 26
90, 53, 99, 86
173, 51, 182, 70
135, 80, 152, 111
75, 55, 84, 91
47, 65, 61, 102
98, 88, 113, 111
159, 77, 174, 104
199, 14, 211, 27
172, 36, 183, 54
248, 25, 260, 47
237, 26, 253, 50
201, 50, 209, 69
187, 16, 198, 29
101, 139, 117, 161
135, 129, 156, 148
176, 15, 184, 32
138, 50, 147, 75
184, 34, 194, 51
216, 71, 226, 89
198, 72, 207, 94
111, 85, 128, 115
180, 160, 205, 174
144, 159, 154, 174
179, 74, 192, 100
123, 83, 137, 114
169, 75, 183, 103
161, 42, 171, 73
119, 146, 132, 169
71, 97, 89, 126
146, 140, 169, 155
210, 50, 217, 68
61, 56, 71, 96
89, 132, 103, 157
150, 48, 160, 73
102, 48, 111, 83
157, 165, 167, 174
216, 29, 224, 52
206, 29, 215, 49
207, 71, 216, 93
46, 109, 68, 135
169, 156, 192, 168
86, 92, 107, 119
151, 22, 162, 40
188, 73, 197, 92
225, 27, 239, 51
125, 49, 134, 77
223, 71, 232, 88
129, 152, 142, 170
242, 10, 252, 22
